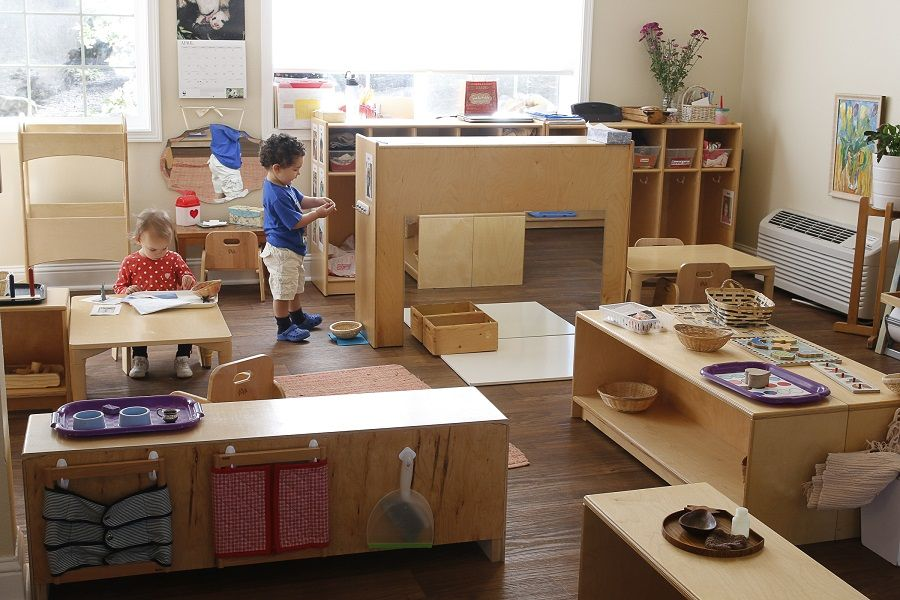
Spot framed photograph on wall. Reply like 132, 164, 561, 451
830, 93, 883, 200
720, 189, 734, 226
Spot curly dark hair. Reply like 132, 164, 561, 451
259, 133, 306, 168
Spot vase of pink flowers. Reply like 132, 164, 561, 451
639, 22, 709, 109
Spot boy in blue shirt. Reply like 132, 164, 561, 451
259, 133, 337, 342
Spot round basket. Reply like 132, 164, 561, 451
674, 324, 733, 352
706, 279, 774, 327
680, 85, 716, 123
882, 373, 900, 394
597, 381, 657, 413
329, 320, 363, 339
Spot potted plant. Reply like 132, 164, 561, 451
639, 22, 708, 109
864, 123, 900, 210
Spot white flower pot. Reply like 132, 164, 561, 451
870, 154, 900, 210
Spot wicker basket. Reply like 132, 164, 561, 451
706, 279, 774, 327
329, 320, 363, 339
597, 381, 657, 413
680, 85, 716, 123
673, 324, 733, 352
883, 373, 900, 394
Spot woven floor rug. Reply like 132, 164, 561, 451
275, 364, 529, 469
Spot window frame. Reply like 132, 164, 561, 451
0, 0, 161, 143
260, 0, 594, 136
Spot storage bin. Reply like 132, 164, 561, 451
702, 148, 732, 168
665, 148, 696, 169
422, 311, 498, 355
273, 461, 330, 552
228, 205, 264, 228
211, 465, 272, 558
598, 302, 662, 334
409, 301, 480, 342
633, 146, 661, 169
329, 151, 355, 173
175, 192, 201, 226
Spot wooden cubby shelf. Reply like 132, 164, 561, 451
607, 121, 743, 247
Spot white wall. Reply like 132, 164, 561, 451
738, 0, 900, 247
590, 1, 748, 119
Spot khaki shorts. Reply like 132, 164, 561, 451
260, 243, 305, 300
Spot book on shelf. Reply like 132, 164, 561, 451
457, 113, 534, 123
464, 81, 498, 115
526, 111, 586, 124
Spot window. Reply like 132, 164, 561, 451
0, 0, 159, 139
271, 0, 589, 117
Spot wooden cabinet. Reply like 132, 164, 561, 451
606, 121, 743, 246
307, 118, 542, 296
0, 287, 70, 411
404, 213, 525, 289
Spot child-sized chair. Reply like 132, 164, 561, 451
652, 262, 732, 306
633, 237, 684, 247
200, 231, 266, 301
173, 354, 286, 403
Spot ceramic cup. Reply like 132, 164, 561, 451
715, 108, 730, 125
118, 406, 151, 428
72, 410, 106, 431
157, 408, 179, 423
745, 368, 770, 389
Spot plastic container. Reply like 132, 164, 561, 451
329, 151, 355, 172
666, 148, 695, 169
702, 148, 732, 168
175, 191, 201, 226
731, 507, 750, 537
598, 302, 662, 334
633, 146, 661, 169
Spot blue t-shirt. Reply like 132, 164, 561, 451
262, 179, 306, 255
210, 124, 244, 169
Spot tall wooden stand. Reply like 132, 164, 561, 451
833, 196, 900, 347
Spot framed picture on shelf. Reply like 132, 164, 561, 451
830, 93, 883, 201
720, 189, 734, 226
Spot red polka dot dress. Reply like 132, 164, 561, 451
114, 251, 195, 293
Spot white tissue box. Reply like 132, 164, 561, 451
586, 124, 632, 145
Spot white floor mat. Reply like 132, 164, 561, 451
441, 335, 574, 386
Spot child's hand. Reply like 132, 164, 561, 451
125, 285, 141, 294
315, 202, 337, 218
182, 275, 196, 290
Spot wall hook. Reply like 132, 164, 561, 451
56, 458, 69, 490
225, 444, 236, 469
639, 175, 649, 185
309, 439, 319, 462
148, 450, 159, 482
675, 175, 686, 185
712, 175, 722, 184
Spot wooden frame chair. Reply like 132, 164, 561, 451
633, 237, 684, 248
173, 354, 285, 403
652, 262, 732, 306
200, 230, 266, 301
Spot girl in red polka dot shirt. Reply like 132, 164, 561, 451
114, 209, 197, 379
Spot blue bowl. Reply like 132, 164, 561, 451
72, 410, 106, 431
118, 406, 151, 428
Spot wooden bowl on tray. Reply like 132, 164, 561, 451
191, 279, 222, 300
674, 324, 733, 352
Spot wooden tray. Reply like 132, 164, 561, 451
622, 106, 666, 124
662, 508, 764, 558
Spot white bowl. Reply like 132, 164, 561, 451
118, 406, 151, 428
73, 409, 106, 430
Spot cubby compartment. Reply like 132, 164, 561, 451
660, 172, 700, 243
702, 127, 742, 171
460, 127, 503, 136
328, 150, 355, 173
368, 127, 413, 138
629, 172, 662, 244
698, 171, 739, 246
416, 127, 460, 137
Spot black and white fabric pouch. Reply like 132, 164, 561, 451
42, 488, 107, 576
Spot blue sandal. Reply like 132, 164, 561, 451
276, 324, 310, 343
296, 312, 323, 330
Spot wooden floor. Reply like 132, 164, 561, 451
8, 229, 899, 599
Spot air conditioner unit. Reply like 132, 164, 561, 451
757, 209, 898, 319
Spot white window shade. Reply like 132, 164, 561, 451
272, 0, 584, 74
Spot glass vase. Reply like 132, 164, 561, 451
662, 93, 673, 110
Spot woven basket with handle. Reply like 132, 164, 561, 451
680, 85, 716, 123
706, 279, 774, 326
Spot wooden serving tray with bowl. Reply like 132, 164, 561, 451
662, 507, 764, 558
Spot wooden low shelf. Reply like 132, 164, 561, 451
572, 309, 900, 544
22, 387, 509, 600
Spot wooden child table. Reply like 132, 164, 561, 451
578, 483, 867, 599
68, 295, 232, 400
22, 387, 509, 599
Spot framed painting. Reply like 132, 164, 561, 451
830, 94, 883, 200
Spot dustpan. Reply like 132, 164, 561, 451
367, 447, 434, 549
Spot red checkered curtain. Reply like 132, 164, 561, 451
211, 465, 272, 558
273, 461, 330, 552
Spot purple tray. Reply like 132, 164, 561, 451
51, 395, 204, 437
700, 361, 830, 405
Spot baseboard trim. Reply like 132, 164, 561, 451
733, 242, 757, 256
